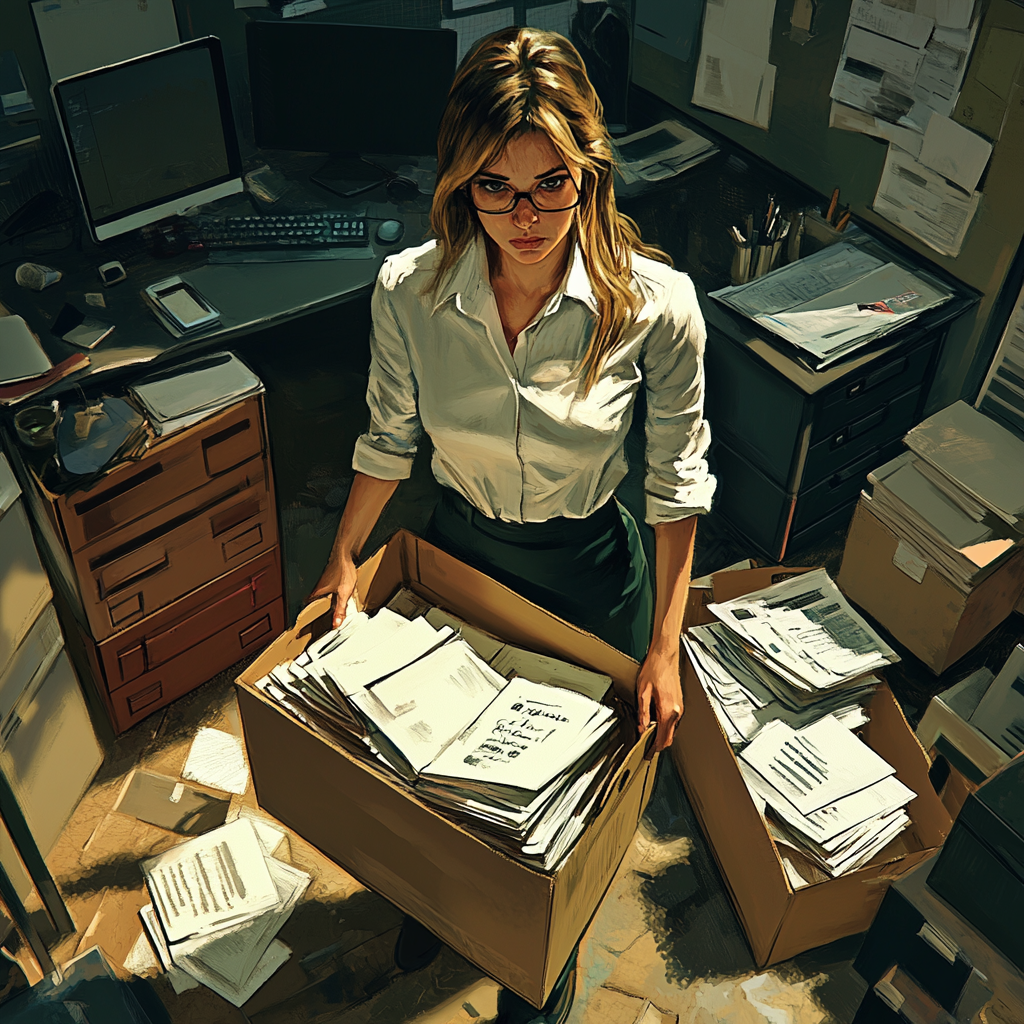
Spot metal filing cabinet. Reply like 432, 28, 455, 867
699, 286, 978, 560
0, 453, 102, 907
10, 377, 286, 734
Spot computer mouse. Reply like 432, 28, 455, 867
376, 219, 404, 245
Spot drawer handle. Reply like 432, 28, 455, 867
73, 463, 163, 515
127, 681, 163, 715
830, 404, 888, 449
845, 358, 908, 399
99, 552, 169, 598
211, 495, 261, 536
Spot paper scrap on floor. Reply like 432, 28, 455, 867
140, 817, 310, 1005
182, 727, 250, 795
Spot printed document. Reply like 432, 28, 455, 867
740, 716, 895, 814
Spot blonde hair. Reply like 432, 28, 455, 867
429, 27, 671, 391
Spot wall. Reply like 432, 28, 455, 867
631, 0, 1024, 413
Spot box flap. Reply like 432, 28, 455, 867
711, 566, 816, 604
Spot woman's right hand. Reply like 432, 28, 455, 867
308, 553, 359, 629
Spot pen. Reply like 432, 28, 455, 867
826, 188, 840, 224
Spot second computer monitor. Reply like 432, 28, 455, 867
247, 22, 457, 158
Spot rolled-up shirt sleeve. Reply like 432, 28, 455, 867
351, 267, 424, 480
641, 273, 717, 524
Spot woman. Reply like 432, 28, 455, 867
311, 26, 715, 1024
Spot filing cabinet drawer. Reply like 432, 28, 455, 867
98, 548, 284, 732
0, 495, 52, 678
81, 478, 277, 641
814, 340, 934, 443
802, 386, 921, 490
711, 437, 903, 560
56, 395, 265, 553
108, 602, 285, 733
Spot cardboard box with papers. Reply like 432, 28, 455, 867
673, 566, 952, 967
236, 530, 658, 1008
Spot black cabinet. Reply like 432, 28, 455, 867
700, 290, 977, 560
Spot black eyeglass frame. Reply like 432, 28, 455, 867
462, 176, 583, 215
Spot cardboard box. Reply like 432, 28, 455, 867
838, 497, 1024, 675
672, 566, 952, 968
236, 530, 658, 1008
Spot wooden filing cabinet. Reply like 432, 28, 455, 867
18, 386, 285, 734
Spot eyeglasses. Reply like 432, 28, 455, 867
465, 174, 581, 214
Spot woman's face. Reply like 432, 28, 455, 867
469, 131, 582, 270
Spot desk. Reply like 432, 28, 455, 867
619, 95, 980, 561
0, 184, 431, 397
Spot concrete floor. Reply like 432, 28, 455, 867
8, 307, 994, 1023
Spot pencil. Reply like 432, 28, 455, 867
835, 210, 852, 232
826, 188, 839, 224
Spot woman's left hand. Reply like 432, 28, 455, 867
636, 642, 684, 753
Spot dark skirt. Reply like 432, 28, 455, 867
424, 487, 654, 662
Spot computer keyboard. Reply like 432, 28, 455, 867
189, 212, 369, 249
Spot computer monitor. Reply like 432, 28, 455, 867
247, 22, 457, 159
52, 37, 243, 242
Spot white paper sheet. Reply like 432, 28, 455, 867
352, 642, 506, 773
740, 716, 896, 814
424, 678, 613, 791
829, 101, 924, 159
872, 144, 981, 257
142, 819, 281, 943
849, 0, 934, 47
918, 111, 992, 191
182, 728, 249, 795
693, 35, 775, 130
692, 0, 777, 129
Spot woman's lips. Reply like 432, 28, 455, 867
509, 237, 545, 250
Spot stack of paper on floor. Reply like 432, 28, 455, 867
709, 243, 953, 367
140, 817, 310, 1006
738, 714, 916, 883
129, 351, 263, 436
253, 593, 624, 871
684, 569, 897, 749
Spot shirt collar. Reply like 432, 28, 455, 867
431, 231, 599, 318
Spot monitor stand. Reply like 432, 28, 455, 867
310, 153, 389, 199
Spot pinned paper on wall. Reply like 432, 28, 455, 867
872, 145, 981, 257
442, 7, 517, 65
31, 0, 180, 82
918, 111, 992, 192
692, 0, 777, 130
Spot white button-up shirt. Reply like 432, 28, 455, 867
352, 234, 716, 524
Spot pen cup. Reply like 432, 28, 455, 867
730, 243, 751, 285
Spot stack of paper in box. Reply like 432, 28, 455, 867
738, 714, 917, 884
140, 818, 310, 1006
129, 351, 263, 436
253, 590, 626, 872
684, 569, 898, 748
862, 402, 1024, 590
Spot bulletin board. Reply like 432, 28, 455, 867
631, 0, 1024, 411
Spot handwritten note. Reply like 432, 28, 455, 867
424, 679, 614, 792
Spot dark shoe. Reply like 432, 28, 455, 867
394, 915, 443, 972
495, 951, 577, 1024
